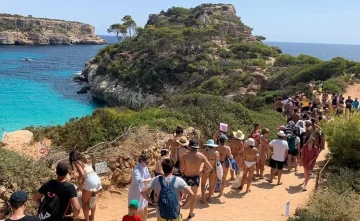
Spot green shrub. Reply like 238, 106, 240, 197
274, 54, 298, 67
297, 54, 321, 65
233, 94, 266, 111
323, 114, 360, 169
0, 148, 52, 214
196, 76, 224, 95
322, 80, 343, 94
259, 90, 281, 104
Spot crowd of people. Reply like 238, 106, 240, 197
1, 83, 342, 221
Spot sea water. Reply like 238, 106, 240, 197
1, 37, 360, 138
0, 36, 117, 138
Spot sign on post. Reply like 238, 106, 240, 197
37, 144, 47, 159
285, 200, 291, 217
95, 162, 108, 174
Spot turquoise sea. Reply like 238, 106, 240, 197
1, 38, 360, 138
0, 36, 117, 138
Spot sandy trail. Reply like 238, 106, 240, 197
343, 83, 360, 98
95, 148, 328, 221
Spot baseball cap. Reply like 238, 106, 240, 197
56, 162, 69, 177
129, 199, 139, 208
10, 191, 28, 203
246, 138, 255, 147
219, 134, 228, 141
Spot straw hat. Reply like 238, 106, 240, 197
176, 137, 189, 146
232, 130, 245, 140
277, 131, 286, 137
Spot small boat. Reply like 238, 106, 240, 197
21, 58, 33, 62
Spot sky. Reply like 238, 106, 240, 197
2, 0, 360, 44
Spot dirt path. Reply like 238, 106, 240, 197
343, 82, 360, 98
94, 148, 328, 221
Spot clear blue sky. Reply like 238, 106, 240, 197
2, 0, 359, 44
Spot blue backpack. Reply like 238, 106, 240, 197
157, 176, 180, 220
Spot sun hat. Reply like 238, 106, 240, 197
10, 191, 28, 203
232, 130, 245, 140
204, 139, 218, 147
246, 138, 255, 147
160, 148, 169, 155
277, 125, 286, 131
129, 199, 139, 209
189, 140, 199, 149
176, 137, 189, 147
277, 131, 286, 137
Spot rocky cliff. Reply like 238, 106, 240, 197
81, 4, 277, 108
0, 13, 107, 45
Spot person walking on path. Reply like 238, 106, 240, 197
200, 139, 219, 203
230, 130, 245, 181
122, 200, 141, 221
172, 137, 189, 177
4, 191, 40, 221
167, 127, 185, 163
286, 128, 300, 172
69, 151, 102, 221
352, 97, 359, 111
33, 162, 80, 221
267, 131, 289, 185
300, 137, 319, 191
258, 128, 270, 179
217, 135, 233, 197
141, 159, 194, 221
345, 96, 354, 115
128, 154, 152, 221
240, 138, 259, 192
180, 140, 212, 219
275, 98, 283, 113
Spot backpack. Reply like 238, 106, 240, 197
157, 176, 180, 220
38, 180, 71, 221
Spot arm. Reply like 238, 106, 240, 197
33, 192, 44, 207
180, 186, 194, 208
202, 154, 213, 173
69, 197, 81, 219
180, 155, 186, 173
141, 184, 154, 205
133, 168, 151, 184
226, 146, 233, 160
74, 162, 85, 189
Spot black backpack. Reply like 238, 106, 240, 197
38, 180, 72, 221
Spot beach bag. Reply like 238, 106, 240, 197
230, 159, 239, 175
157, 176, 180, 220
38, 181, 71, 221
214, 179, 222, 192
216, 161, 223, 180
232, 175, 242, 189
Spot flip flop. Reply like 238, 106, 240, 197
277, 182, 283, 185
266, 178, 273, 183
188, 213, 195, 219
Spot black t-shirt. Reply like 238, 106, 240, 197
38, 180, 77, 221
345, 99, 353, 108
6, 216, 40, 221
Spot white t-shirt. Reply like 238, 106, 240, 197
269, 139, 289, 162
295, 136, 300, 145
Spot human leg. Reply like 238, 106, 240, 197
287, 154, 292, 171
260, 159, 266, 179
189, 186, 199, 218
219, 164, 229, 196
200, 172, 209, 203
208, 172, 217, 202
276, 161, 284, 185
240, 165, 249, 190
293, 155, 298, 171
82, 189, 92, 221
230, 169, 235, 181
246, 165, 256, 192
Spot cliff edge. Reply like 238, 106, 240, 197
0, 13, 107, 45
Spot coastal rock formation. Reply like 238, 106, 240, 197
0, 14, 107, 45
85, 64, 159, 109
80, 4, 273, 108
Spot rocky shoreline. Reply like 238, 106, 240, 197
0, 14, 107, 45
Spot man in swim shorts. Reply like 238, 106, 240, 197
268, 131, 289, 185
181, 140, 212, 219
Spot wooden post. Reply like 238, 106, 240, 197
315, 172, 320, 191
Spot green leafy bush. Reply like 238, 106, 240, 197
322, 80, 343, 94
297, 54, 321, 65
323, 114, 360, 169
274, 54, 298, 67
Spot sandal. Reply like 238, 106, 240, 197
188, 213, 195, 219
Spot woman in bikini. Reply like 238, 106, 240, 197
200, 139, 220, 203
240, 138, 259, 192
217, 134, 233, 197
229, 130, 245, 181
258, 128, 270, 179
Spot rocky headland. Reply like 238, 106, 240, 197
0, 13, 107, 45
